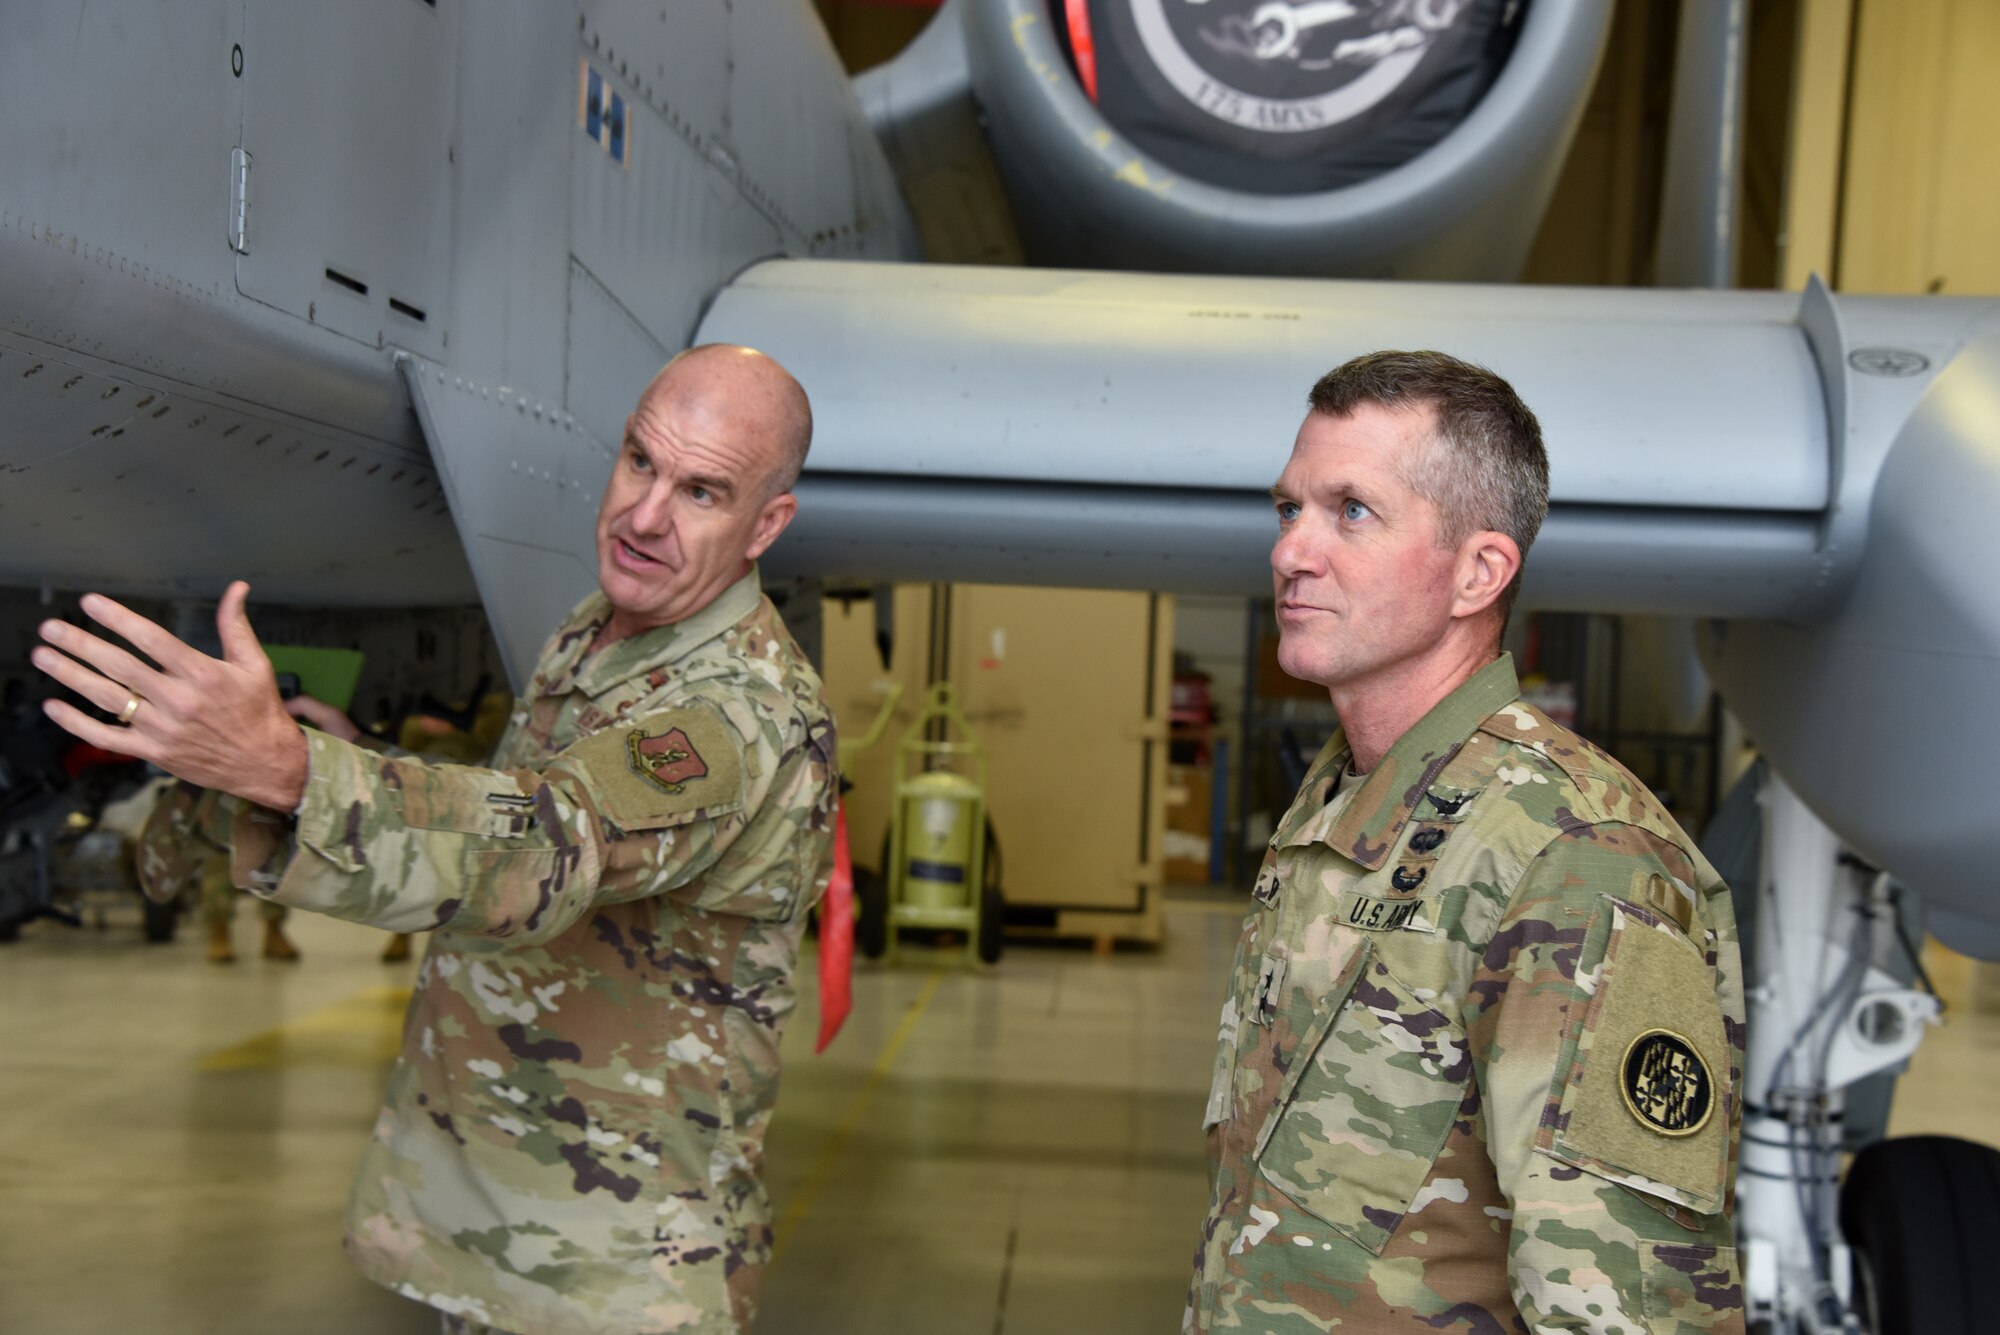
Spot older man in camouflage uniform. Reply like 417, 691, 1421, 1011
1190, 352, 1745, 1333
34, 345, 838, 1335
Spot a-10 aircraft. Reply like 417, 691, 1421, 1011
3, 2, 1995, 1331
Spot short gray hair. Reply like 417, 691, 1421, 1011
1307, 350, 1548, 629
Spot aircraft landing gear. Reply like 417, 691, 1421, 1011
1737, 774, 1946, 1335
1837, 1135, 2000, 1335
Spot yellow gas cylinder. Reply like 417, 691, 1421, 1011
898, 770, 980, 911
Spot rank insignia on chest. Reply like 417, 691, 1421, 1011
1620, 1028, 1715, 1136
626, 727, 708, 794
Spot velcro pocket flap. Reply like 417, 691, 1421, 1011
1541, 896, 1731, 1216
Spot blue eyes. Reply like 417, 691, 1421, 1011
1275, 500, 1372, 523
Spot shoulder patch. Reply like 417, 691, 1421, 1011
626, 726, 710, 794
558, 701, 746, 831
1542, 896, 1731, 1214
1620, 1029, 1715, 1137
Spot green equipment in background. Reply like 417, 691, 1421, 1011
262, 645, 365, 712
878, 683, 1003, 966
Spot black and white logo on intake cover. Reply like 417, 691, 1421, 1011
1129, 0, 1479, 135
1085, 0, 1522, 195
1620, 1028, 1715, 1137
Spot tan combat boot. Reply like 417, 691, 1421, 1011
261, 921, 301, 962
206, 919, 236, 964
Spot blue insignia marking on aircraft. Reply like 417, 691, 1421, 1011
581, 64, 629, 166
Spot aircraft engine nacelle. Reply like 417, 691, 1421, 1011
700, 260, 2000, 953
947, 0, 1612, 280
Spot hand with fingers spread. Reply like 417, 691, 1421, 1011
30, 580, 310, 812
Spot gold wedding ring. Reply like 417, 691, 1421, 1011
117, 694, 142, 726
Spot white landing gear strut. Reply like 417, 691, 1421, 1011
1737, 773, 1941, 1334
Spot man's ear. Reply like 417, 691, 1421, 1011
1451, 531, 1522, 621
745, 492, 798, 562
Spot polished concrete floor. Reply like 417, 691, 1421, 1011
0, 894, 1237, 1335
1, 892, 1993, 1334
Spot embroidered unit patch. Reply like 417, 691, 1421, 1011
1620, 1028, 1714, 1137
626, 727, 709, 795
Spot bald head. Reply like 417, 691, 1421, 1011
594, 344, 811, 641
640, 344, 813, 501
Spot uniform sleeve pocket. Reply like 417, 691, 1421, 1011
1254, 953, 1473, 1255
396, 762, 541, 839
1539, 896, 1732, 1220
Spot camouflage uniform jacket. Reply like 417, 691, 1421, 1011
232, 569, 838, 1335
1188, 655, 1746, 1334
137, 780, 230, 901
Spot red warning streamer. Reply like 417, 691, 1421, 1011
1066, 0, 1100, 103
815, 800, 856, 1053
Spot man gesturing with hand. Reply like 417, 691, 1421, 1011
33, 344, 840, 1335
35, 580, 312, 811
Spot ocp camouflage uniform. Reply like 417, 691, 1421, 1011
1189, 655, 1745, 1334
135, 783, 285, 926
229, 570, 838, 1335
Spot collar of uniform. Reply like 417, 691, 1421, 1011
1270, 731, 1356, 846
1296, 653, 1521, 868
528, 592, 614, 700
553, 568, 764, 702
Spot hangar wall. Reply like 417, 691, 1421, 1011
1821, 0, 2000, 297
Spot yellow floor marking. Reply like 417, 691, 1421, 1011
772, 971, 945, 1256
198, 986, 412, 1072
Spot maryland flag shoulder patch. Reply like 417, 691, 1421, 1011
1620, 1028, 1715, 1137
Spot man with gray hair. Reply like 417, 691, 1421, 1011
1189, 351, 1746, 1332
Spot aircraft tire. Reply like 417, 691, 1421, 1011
855, 867, 889, 961
1839, 1133, 2000, 1334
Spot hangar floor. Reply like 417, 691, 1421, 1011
0, 893, 1234, 1335
1, 891, 1991, 1335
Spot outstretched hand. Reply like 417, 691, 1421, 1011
30, 581, 311, 811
